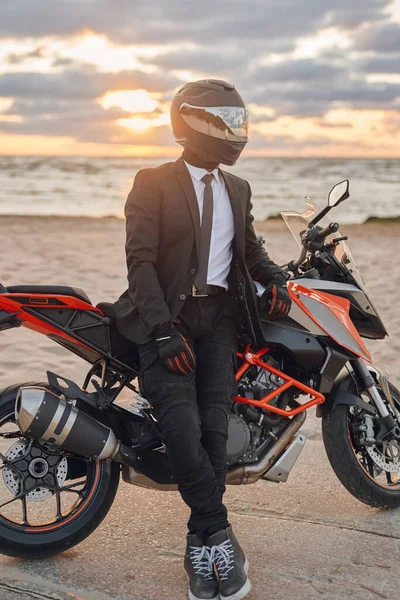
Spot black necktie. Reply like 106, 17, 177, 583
194, 173, 214, 290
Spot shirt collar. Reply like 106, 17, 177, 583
183, 160, 220, 184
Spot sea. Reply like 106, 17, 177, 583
0, 155, 399, 224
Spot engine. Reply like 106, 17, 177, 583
227, 354, 287, 465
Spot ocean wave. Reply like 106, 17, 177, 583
0, 156, 399, 222
364, 215, 400, 224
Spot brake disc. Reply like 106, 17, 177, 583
366, 440, 400, 473
2, 440, 68, 502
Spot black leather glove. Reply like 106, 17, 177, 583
259, 275, 292, 321
154, 321, 196, 375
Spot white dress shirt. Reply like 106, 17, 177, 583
184, 160, 235, 290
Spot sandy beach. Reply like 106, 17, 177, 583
0, 216, 399, 600
0, 216, 397, 388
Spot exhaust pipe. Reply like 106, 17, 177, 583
16, 385, 120, 461
226, 411, 306, 485
15, 385, 307, 487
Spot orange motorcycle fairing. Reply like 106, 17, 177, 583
0, 291, 138, 376
288, 282, 372, 363
0, 292, 103, 354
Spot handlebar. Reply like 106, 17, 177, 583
287, 247, 307, 272
314, 222, 339, 241
285, 222, 340, 274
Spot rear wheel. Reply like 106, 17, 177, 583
322, 380, 400, 508
0, 383, 120, 558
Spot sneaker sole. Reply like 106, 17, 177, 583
219, 558, 251, 600
185, 572, 219, 600
189, 592, 219, 600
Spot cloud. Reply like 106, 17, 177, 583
0, 0, 389, 43
251, 58, 345, 84
354, 22, 400, 53
6, 45, 47, 65
359, 54, 400, 74
0, 65, 181, 100
242, 55, 400, 117
0, 102, 174, 145
251, 79, 400, 117
140, 47, 250, 76
1, 52, 399, 144
0, 0, 399, 151
0, 56, 181, 144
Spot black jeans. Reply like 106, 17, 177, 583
138, 293, 237, 539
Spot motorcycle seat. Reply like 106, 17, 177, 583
6, 285, 92, 305
96, 302, 115, 320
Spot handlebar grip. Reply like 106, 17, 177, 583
315, 222, 339, 241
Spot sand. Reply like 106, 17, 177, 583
0, 215, 397, 387
0, 216, 399, 600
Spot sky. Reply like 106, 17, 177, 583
0, 0, 400, 157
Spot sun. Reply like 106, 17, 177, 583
100, 89, 170, 132
117, 113, 170, 132
100, 89, 159, 113
117, 117, 153, 131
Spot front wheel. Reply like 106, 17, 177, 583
0, 383, 120, 558
322, 380, 400, 508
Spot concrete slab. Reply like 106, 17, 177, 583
1, 413, 399, 600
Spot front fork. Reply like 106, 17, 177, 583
352, 359, 396, 431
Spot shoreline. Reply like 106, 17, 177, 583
0, 214, 399, 228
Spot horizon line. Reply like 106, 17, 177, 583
1, 153, 400, 160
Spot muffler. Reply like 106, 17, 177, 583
16, 385, 120, 461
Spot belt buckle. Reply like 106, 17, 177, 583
191, 284, 208, 297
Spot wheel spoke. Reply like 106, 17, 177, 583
0, 410, 98, 529
386, 443, 394, 460
61, 479, 86, 491
59, 486, 84, 497
366, 455, 376, 478
0, 432, 22, 439
21, 495, 28, 525
0, 440, 33, 467
0, 454, 24, 479
0, 492, 24, 510
55, 486, 62, 520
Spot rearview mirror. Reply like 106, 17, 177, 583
328, 180, 349, 207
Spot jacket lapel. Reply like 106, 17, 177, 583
174, 157, 201, 260
220, 170, 245, 260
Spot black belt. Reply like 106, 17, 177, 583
191, 284, 226, 297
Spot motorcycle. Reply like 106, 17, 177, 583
0, 179, 398, 559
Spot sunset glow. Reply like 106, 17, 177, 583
117, 114, 170, 132
1, 1, 399, 157
118, 117, 153, 132
101, 90, 160, 113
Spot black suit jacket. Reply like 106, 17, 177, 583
114, 156, 282, 345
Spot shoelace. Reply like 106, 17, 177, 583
189, 545, 214, 580
209, 540, 235, 581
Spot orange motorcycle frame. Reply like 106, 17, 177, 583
234, 344, 325, 417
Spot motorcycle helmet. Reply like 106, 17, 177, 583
170, 79, 249, 166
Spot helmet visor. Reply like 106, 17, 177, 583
179, 103, 248, 142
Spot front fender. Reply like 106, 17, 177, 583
316, 369, 377, 417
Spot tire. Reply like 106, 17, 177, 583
322, 382, 400, 509
0, 382, 120, 558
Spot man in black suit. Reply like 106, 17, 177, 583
115, 80, 291, 600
